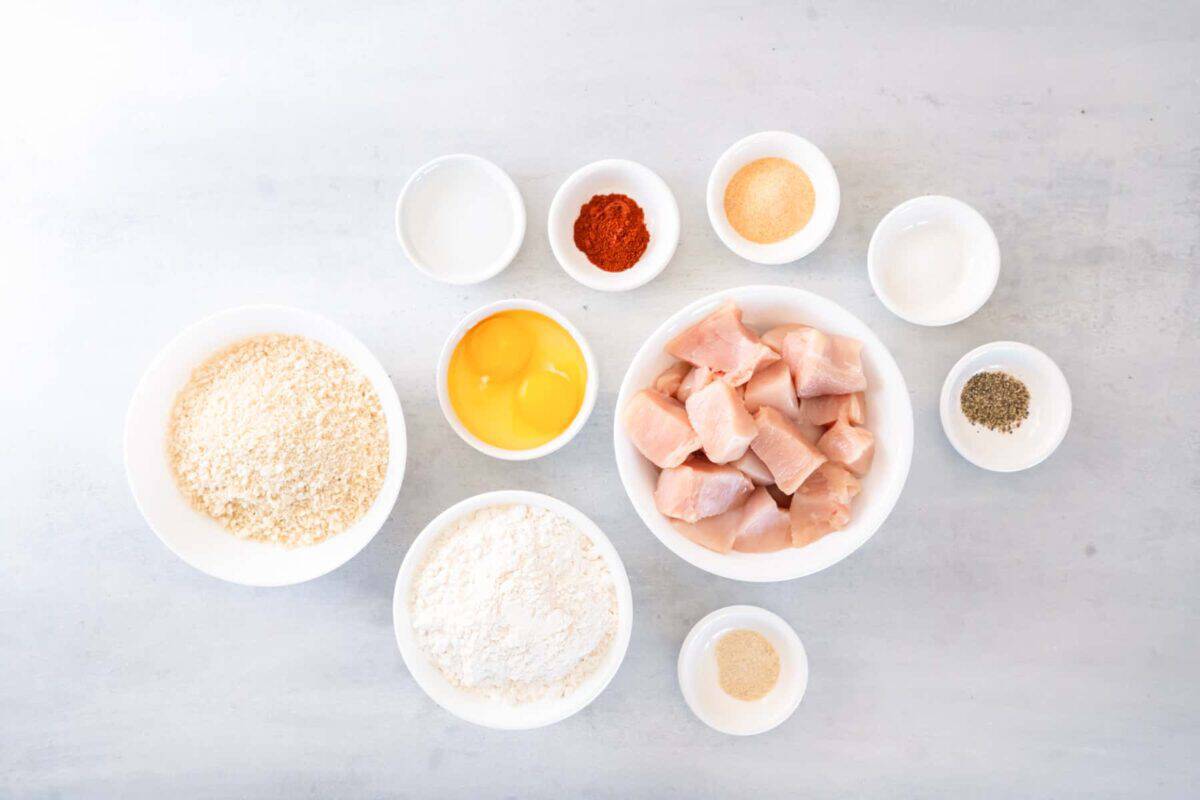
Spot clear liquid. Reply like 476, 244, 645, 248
403, 160, 516, 281
878, 220, 968, 319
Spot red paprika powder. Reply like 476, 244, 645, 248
572, 193, 650, 272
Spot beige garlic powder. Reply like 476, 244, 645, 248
716, 628, 781, 701
167, 333, 388, 547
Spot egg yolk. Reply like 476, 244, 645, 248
447, 310, 587, 451
517, 369, 578, 433
465, 315, 532, 381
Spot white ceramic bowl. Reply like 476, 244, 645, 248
393, 490, 634, 730
706, 131, 840, 265
124, 305, 407, 586
940, 341, 1071, 472
395, 154, 526, 285
436, 298, 598, 461
547, 159, 680, 291
678, 605, 808, 736
614, 286, 913, 582
867, 195, 1000, 326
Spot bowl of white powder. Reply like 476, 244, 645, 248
393, 491, 633, 729
124, 305, 407, 586
867, 195, 1000, 326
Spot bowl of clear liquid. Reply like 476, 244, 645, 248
396, 154, 526, 285
867, 195, 999, 326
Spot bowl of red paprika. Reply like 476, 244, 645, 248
548, 159, 680, 292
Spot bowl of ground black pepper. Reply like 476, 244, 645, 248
548, 159, 680, 291
940, 341, 1072, 472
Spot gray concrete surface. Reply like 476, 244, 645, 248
3, 1, 1198, 797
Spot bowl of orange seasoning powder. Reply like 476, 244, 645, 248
707, 131, 841, 265
548, 159, 680, 292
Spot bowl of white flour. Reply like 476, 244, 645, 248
393, 491, 633, 729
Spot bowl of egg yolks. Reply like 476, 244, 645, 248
437, 299, 597, 460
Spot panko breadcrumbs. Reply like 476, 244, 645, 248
167, 333, 388, 546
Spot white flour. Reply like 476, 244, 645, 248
409, 504, 618, 704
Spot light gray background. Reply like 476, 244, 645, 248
3, 2, 1198, 798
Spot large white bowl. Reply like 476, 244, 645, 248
436, 298, 598, 461
124, 305, 407, 587
393, 490, 634, 730
614, 286, 913, 582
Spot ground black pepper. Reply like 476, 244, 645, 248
960, 371, 1030, 433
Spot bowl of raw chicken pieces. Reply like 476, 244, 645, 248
614, 286, 914, 582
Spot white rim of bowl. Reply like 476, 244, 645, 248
123, 304, 407, 586
677, 605, 808, 736
867, 195, 1001, 327
392, 489, 634, 730
705, 131, 841, 265
938, 340, 1072, 472
436, 299, 598, 461
547, 158, 680, 292
394, 153, 527, 285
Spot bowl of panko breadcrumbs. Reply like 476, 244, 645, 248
124, 305, 407, 586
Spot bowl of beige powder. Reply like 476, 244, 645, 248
706, 130, 840, 265
677, 605, 808, 736
393, 491, 633, 730
125, 305, 406, 586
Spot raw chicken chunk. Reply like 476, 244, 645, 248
732, 449, 774, 486
732, 488, 792, 553
749, 407, 828, 494
685, 379, 757, 464
654, 457, 754, 523
665, 300, 779, 386
676, 365, 717, 402
796, 418, 826, 446
761, 324, 810, 354
743, 360, 801, 420
654, 362, 692, 397
801, 392, 866, 427
817, 419, 875, 477
622, 389, 702, 469
672, 506, 744, 554
790, 462, 860, 547
782, 328, 868, 398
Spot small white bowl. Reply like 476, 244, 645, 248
393, 490, 634, 730
436, 298, 598, 461
940, 341, 1071, 472
706, 131, 840, 265
124, 305, 407, 587
614, 286, 913, 583
868, 195, 1000, 326
395, 154, 526, 285
678, 605, 808, 736
547, 159, 680, 291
